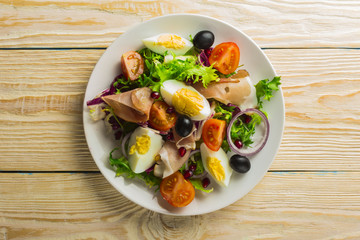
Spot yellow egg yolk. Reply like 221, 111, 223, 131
207, 157, 225, 182
129, 135, 151, 155
172, 88, 204, 117
157, 34, 185, 49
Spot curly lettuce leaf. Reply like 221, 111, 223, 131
137, 48, 219, 91
109, 148, 161, 190
213, 102, 237, 124
213, 102, 237, 152
255, 76, 281, 109
230, 113, 262, 147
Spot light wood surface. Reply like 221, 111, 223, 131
1, 0, 360, 48
1, 172, 360, 239
1, 0, 360, 239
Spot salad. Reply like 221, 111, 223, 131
87, 30, 281, 208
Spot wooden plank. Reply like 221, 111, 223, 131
0, 0, 360, 48
0, 172, 360, 239
0, 49, 359, 171
0, 50, 102, 171
267, 49, 360, 170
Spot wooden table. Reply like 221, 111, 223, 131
1, 1, 360, 239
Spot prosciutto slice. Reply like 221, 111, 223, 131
157, 142, 191, 178
172, 125, 197, 150
193, 70, 257, 110
102, 87, 154, 123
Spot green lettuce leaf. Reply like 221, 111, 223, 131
179, 151, 204, 175
189, 179, 213, 193
213, 102, 236, 124
137, 48, 219, 92
109, 148, 161, 190
255, 76, 281, 109
230, 113, 262, 147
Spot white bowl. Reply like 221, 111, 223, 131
83, 13, 284, 215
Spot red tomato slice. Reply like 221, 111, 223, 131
160, 171, 183, 197
202, 119, 226, 151
121, 51, 144, 81
148, 101, 177, 131
160, 171, 195, 208
209, 42, 240, 75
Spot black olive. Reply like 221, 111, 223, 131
193, 30, 215, 49
175, 115, 193, 137
229, 154, 251, 173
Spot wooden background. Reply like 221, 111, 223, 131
1, 0, 360, 239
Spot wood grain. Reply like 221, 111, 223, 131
0, 50, 102, 171
1, 1, 359, 239
0, 172, 359, 239
267, 48, 360, 171
1, 49, 359, 171
0, 0, 359, 48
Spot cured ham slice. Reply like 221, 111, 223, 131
102, 87, 154, 123
194, 70, 257, 110
156, 142, 191, 178
172, 125, 196, 150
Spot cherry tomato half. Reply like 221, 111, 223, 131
121, 51, 144, 81
160, 171, 195, 208
202, 118, 226, 151
148, 101, 177, 131
209, 42, 240, 75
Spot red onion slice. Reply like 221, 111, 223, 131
227, 108, 270, 156
121, 132, 132, 158
191, 171, 208, 179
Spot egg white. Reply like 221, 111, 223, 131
160, 80, 211, 121
128, 127, 164, 173
200, 143, 233, 187
142, 33, 193, 56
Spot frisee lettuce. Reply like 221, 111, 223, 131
213, 102, 237, 124
109, 148, 161, 190
213, 102, 236, 152
111, 48, 219, 94
113, 76, 141, 93
137, 48, 219, 92
230, 113, 262, 147
213, 101, 264, 150
255, 76, 281, 109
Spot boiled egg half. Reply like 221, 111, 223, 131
142, 33, 193, 56
200, 143, 233, 187
160, 80, 211, 121
128, 127, 164, 173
